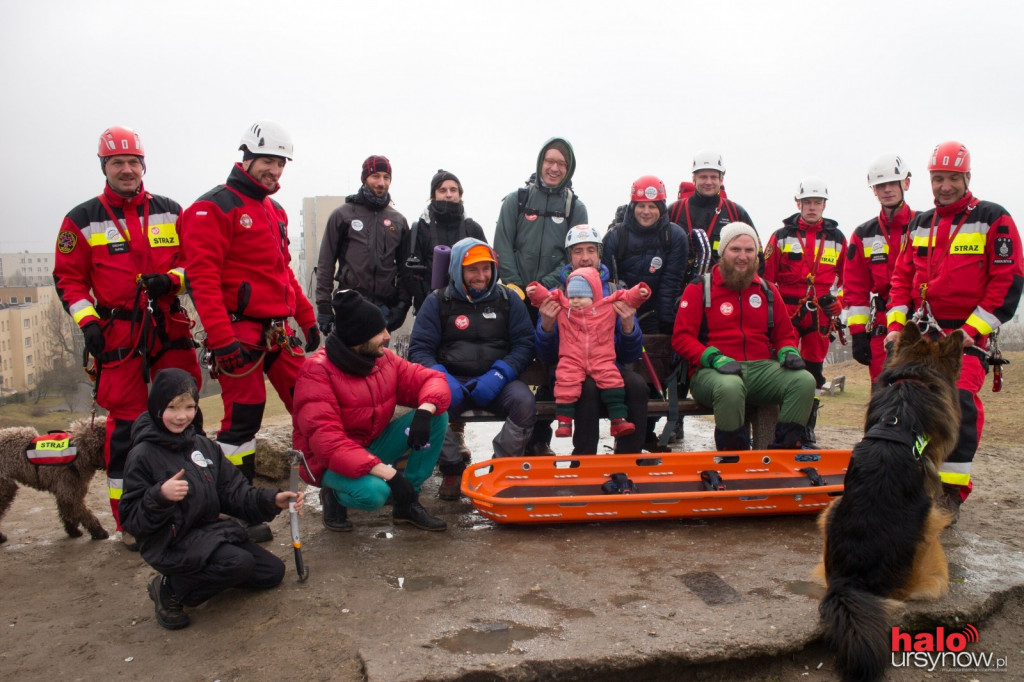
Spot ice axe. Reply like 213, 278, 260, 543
287, 449, 310, 583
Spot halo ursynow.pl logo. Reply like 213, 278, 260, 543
890, 624, 1007, 673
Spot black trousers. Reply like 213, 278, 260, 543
168, 539, 285, 607
571, 369, 649, 455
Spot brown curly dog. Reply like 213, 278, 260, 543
0, 417, 109, 543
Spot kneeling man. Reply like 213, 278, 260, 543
293, 290, 450, 531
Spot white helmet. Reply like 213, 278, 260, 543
239, 120, 293, 160
795, 176, 829, 200
692, 149, 726, 174
564, 224, 603, 256
866, 154, 911, 186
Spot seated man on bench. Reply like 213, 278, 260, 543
534, 225, 648, 455
408, 239, 536, 500
672, 223, 816, 450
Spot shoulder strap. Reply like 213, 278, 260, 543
699, 273, 712, 344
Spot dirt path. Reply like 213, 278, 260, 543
2, 417, 1021, 681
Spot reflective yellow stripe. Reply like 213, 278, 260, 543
108, 477, 123, 500
170, 267, 186, 294
847, 313, 870, 326
939, 471, 971, 486
217, 441, 255, 467
965, 313, 993, 336
887, 309, 907, 327
73, 305, 100, 325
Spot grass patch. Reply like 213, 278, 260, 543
0, 381, 292, 433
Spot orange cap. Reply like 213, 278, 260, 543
462, 244, 496, 266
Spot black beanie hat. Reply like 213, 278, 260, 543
361, 155, 392, 183
430, 169, 463, 198
332, 290, 387, 347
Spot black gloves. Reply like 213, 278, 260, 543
852, 332, 872, 366
818, 294, 842, 318
304, 325, 321, 353
140, 273, 173, 298
385, 301, 411, 332
316, 312, 335, 335
82, 321, 105, 357
708, 352, 742, 376
213, 341, 253, 373
406, 409, 433, 450
386, 471, 417, 507
782, 353, 806, 370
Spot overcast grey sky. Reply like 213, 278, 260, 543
2, 0, 1022, 255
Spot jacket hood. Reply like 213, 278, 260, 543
146, 368, 204, 435
535, 137, 576, 190
448, 237, 499, 303
564, 266, 603, 302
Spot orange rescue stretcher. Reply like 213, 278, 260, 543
461, 449, 851, 525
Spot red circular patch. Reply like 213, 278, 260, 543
720, 302, 734, 316
454, 315, 470, 330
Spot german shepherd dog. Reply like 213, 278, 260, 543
814, 323, 963, 682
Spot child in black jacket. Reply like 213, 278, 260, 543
121, 369, 303, 630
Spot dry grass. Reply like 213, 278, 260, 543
821, 351, 1023, 447
0, 381, 291, 433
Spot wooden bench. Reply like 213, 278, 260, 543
822, 375, 846, 396
392, 334, 778, 449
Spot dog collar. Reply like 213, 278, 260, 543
864, 416, 929, 460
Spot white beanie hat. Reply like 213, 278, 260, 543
717, 222, 761, 256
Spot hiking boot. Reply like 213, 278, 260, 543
609, 418, 635, 437
802, 397, 821, 449
668, 420, 684, 445
767, 422, 805, 450
438, 474, 462, 501
121, 531, 140, 552
319, 488, 353, 532
246, 522, 273, 543
450, 423, 473, 464
393, 502, 447, 531
524, 441, 556, 456
714, 427, 750, 452
555, 418, 573, 438
643, 431, 671, 453
148, 576, 189, 630
940, 484, 963, 525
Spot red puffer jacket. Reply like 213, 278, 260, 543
292, 348, 450, 485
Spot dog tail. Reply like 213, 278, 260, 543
819, 578, 891, 682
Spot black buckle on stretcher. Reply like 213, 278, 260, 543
700, 470, 726, 491
601, 473, 638, 495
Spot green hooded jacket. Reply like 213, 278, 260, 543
494, 137, 589, 290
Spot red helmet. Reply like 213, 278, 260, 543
677, 181, 696, 200
928, 141, 970, 173
98, 126, 144, 158
630, 175, 667, 203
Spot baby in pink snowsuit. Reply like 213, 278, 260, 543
527, 267, 650, 438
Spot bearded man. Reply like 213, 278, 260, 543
671, 223, 816, 450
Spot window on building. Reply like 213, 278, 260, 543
26, 355, 32, 366
25, 296, 32, 303
25, 337, 31, 348
23, 319, 30, 329
27, 373, 34, 385
9, 297, 16, 304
